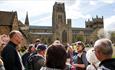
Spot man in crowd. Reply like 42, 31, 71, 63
27, 44, 46, 70
1, 30, 24, 70
94, 38, 115, 70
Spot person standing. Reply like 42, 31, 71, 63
94, 38, 115, 70
40, 44, 68, 70
72, 41, 89, 70
27, 44, 46, 70
1, 30, 24, 70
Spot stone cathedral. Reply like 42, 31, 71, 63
0, 2, 103, 46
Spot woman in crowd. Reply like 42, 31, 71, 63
72, 41, 89, 70
40, 44, 68, 70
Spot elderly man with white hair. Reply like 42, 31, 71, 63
93, 38, 115, 70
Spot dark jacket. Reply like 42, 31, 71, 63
22, 52, 31, 67
74, 51, 89, 70
27, 54, 45, 70
1, 41, 22, 70
98, 58, 115, 70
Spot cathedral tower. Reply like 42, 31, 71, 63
52, 2, 72, 44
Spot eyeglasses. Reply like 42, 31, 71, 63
92, 49, 95, 52
92, 49, 97, 53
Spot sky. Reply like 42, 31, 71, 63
0, 0, 115, 31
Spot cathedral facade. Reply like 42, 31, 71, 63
29, 2, 103, 44
0, 2, 104, 45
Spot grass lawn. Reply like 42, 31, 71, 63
112, 56, 115, 58
112, 46, 115, 58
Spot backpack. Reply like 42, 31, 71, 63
26, 54, 44, 70
26, 54, 39, 70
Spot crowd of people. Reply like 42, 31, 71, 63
0, 30, 115, 70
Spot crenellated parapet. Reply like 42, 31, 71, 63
85, 15, 104, 29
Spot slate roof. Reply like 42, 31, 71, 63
0, 11, 17, 25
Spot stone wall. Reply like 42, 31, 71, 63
0, 26, 11, 35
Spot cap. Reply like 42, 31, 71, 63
37, 44, 47, 51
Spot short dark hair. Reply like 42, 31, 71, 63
46, 45, 67, 69
36, 44, 47, 52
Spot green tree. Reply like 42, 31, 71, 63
111, 32, 115, 43
76, 35, 84, 42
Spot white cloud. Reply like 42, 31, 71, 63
104, 16, 115, 31
101, 0, 115, 4
89, 1, 97, 5
82, 14, 92, 20
31, 15, 51, 26
64, 0, 76, 6
65, 0, 92, 20
0, 1, 55, 24
0, 0, 115, 30
65, 0, 84, 19
113, 9, 115, 12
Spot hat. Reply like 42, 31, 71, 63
37, 44, 47, 51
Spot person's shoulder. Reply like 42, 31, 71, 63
3, 44, 15, 52
100, 58, 115, 65
99, 58, 115, 70
82, 51, 87, 57
0, 59, 3, 65
34, 55, 45, 62
40, 67, 46, 70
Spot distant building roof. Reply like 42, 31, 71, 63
30, 26, 52, 30
0, 11, 17, 25
30, 32, 53, 35
18, 20, 25, 26
72, 27, 93, 31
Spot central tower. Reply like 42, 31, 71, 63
52, 2, 72, 44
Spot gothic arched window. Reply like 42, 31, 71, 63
62, 30, 67, 43
58, 15, 62, 23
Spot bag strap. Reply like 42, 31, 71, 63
92, 64, 97, 70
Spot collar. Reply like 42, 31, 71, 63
99, 58, 115, 66
37, 53, 45, 58
8, 41, 17, 48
